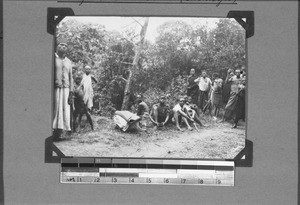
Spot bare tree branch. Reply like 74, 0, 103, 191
131, 17, 143, 27
121, 18, 150, 110
120, 61, 133, 65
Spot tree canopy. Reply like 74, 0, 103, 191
56, 17, 246, 116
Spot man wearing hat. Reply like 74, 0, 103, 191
53, 39, 74, 140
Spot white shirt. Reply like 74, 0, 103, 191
195, 77, 212, 91
173, 104, 183, 112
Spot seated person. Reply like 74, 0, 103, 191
135, 94, 150, 129
149, 95, 171, 127
136, 94, 149, 116
184, 96, 204, 130
172, 97, 194, 131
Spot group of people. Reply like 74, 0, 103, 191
187, 67, 246, 128
135, 94, 204, 132
135, 67, 246, 132
53, 40, 97, 141
52, 39, 246, 140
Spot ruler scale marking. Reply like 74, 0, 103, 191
60, 158, 234, 186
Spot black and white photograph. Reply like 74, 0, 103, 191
52, 16, 246, 159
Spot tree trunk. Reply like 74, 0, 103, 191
121, 18, 149, 110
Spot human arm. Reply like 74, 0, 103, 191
194, 77, 200, 83
91, 75, 98, 84
187, 77, 191, 88
162, 113, 169, 126
225, 72, 234, 84
68, 62, 74, 93
68, 63, 74, 104
178, 109, 194, 122
149, 105, 159, 125
136, 103, 143, 116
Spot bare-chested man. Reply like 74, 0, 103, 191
149, 96, 170, 127
172, 97, 194, 131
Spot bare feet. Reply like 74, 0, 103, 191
218, 119, 225, 123
177, 127, 184, 132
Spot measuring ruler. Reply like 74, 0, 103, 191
60, 158, 234, 186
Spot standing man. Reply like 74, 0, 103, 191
211, 77, 223, 118
187, 68, 198, 105
220, 68, 243, 122
232, 79, 246, 128
228, 69, 242, 93
78, 65, 97, 111
223, 68, 234, 107
53, 39, 74, 140
194, 70, 212, 111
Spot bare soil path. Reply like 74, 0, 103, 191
54, 116, 245, 159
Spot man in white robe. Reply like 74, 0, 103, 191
78, 65, 97, 110
53, 40, 74, 140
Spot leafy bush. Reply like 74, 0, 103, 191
56, 17, 246, 117
142, 75, 188, 109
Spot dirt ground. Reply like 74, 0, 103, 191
54, 114, 245, 159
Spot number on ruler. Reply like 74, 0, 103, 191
216, 179, 221, 184
165, 178, 169, 183
198, 179, 204, 184
113, 178, 118, 183
67, 177, 75, 182
129, 178, 135, 183
77, 177, 82, 182
147, 178, 151, 183
181, 178, 186, 184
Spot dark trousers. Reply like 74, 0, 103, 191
187, 87, 199, 105
198, 90, 209, 110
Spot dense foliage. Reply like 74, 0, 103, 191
56, 17, 245, 116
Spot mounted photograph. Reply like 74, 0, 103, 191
52, 16, 247, 159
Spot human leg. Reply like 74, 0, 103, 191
73, 110, 79, 132
86, 109, 94, 130
182, 117, 193, 131
62, 88, 71, 131
53, 88, 63, 129
173, 111, 183, 131
198, 91, 204, 110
